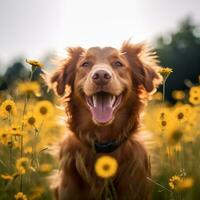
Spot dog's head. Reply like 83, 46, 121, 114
49, 41, 162, 128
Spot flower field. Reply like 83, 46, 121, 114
145, 87, 200, 200
0, 61, 200, 200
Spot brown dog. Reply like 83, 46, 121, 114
48, 41, 162, 200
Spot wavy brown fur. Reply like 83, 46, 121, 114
47, 41, 162, 200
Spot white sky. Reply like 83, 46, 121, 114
0, 0, 200, 71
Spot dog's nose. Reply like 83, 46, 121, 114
92, 70, 111, 85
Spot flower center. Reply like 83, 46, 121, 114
40, 107, 47, 115
28, 117, 36, 125
6, 105, 12, 112
177, 113, 184, 119
161, 120, 167, 127
103, 164, 110, 171
173, 180, 179, 186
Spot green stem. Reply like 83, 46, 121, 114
162, 80, 166, 102
110, 179, 117, 200
8, 112, 13, 173
21, 69, 35, 118
19, 66, 36, 192
147, 177, 173, 193
38, 119, 44, 136
104, 179, 109, 199
162, 73, 170, 102
20, 135, 23, 160
29, 69, 34, 81
33, 128, 39, 168
19, 135, 23, 192
8, 111, 11, 126
9, 138, 12, 173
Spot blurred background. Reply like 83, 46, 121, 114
0, 1, 200, 200
0, 0, 200, 100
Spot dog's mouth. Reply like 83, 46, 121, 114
85, 92, 122, 124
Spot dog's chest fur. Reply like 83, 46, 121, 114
57, 134, 150, 200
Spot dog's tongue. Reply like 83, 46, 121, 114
91, 93, 114, 123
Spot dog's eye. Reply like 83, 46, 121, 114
113, 61, 123, 67
81, 61, 92, 67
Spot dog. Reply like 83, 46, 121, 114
47, 41, 162, 200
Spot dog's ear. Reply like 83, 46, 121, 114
49, 47, 83, 96
121, 41, 162, 93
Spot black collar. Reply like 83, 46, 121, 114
95, 138, 126, 153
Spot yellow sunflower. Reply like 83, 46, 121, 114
17, 81, 41, 96
189, 95, 200, 105
189, 86, 200, 96
156, 108, 175, 133
0, 99, 17, 116
24, 112, 38, 128
39, 163, 53, 173
158, 67, 173, 80
0, 133, 8, 145
0, 128, 10, 145
169, 175, 181, 190
14, 192, 27, 200
0, 109, 9, 119
176, 177, 194, 191
172, 90, 185, 100
189, 86, 200, 105
1, 174, 13, 181
94, 156, 118, 179
10, 124, 22, 136
34, 100, 54, 118
157, 108, 171, 120
26, 59, 44, 68
173, 105, 190, 123
16, 157, 29, 175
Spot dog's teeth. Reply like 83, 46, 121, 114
111, 96, 116, 106
93, 95, 97, 107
